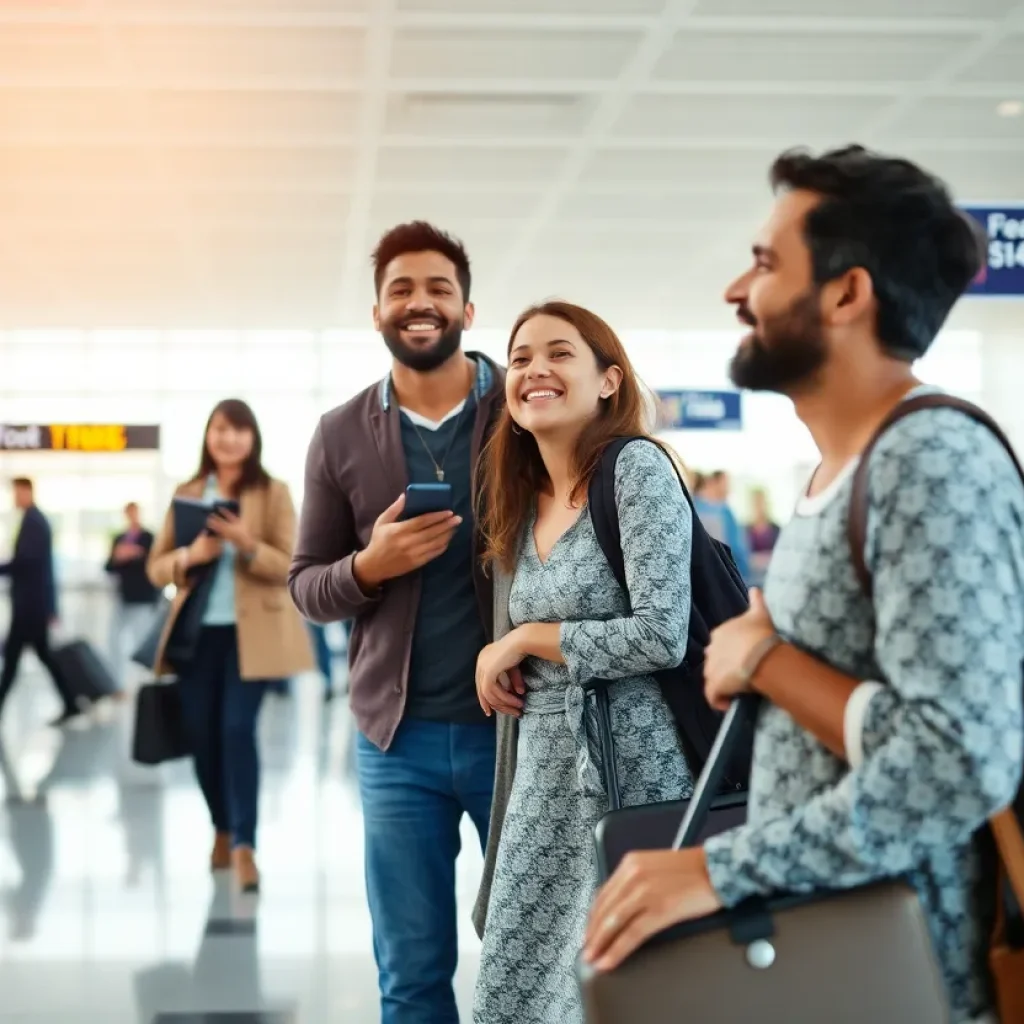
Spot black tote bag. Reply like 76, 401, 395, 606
132, 564, 216, 675
131, 597, 172, 671
132, 681, 189, 765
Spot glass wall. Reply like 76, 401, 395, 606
0, 326, 983, 573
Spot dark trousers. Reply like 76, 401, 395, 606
0, 615, 77, 715
357, 718, 496, 1024
177, 626, 267, 849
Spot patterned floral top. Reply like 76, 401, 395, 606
473, 440, 693, 1024
704, 403, 1024, 1022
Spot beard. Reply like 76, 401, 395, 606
380, 313, 464, 372
728, 289, 829, 394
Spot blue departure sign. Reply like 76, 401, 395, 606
656, 390, 742, 431
962, 205, 1024, 297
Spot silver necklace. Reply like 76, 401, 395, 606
408, 399, 468, 482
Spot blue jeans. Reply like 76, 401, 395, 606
357, 718, 496, 1024
177, 626, 268, 849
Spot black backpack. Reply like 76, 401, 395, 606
587, 436, 754, 789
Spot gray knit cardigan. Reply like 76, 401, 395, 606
471, 564, 518, 938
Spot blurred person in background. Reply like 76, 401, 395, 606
472, 301, 693, 1024
105, 502, 158, 692
693, 469, 751, 582
745, 487, 780, 587
0, 478, 81, 727
148, 399, 313, 894
290, 222, 503, 1024
307, 622, 335, 701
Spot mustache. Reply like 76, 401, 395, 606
735, 304, 757, 328
397, 313, 447, 329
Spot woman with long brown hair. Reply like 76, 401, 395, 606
148, 399, 312, 894
471, 302, 693, 1023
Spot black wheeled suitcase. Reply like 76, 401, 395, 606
52, 638, 119, 703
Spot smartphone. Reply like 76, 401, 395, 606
203, 498, 241, 534
212, 499, 240, 518
402, 483, 453, 520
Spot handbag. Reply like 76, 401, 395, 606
846, 392, 1024, 1023
578, 698, 951, 1024
132, 680, 189, 765
131, 597, 171, 671
160, 565, 216, 674
585, 681, 747, 881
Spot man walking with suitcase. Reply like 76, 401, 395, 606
0, 478, 82, 726
584, 146, 1024, 1024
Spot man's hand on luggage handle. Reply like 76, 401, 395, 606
583, 848, 722, 972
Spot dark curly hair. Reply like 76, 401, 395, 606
371, 221, 472, 302
770, 145, 985, 360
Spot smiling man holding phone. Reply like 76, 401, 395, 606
289, 221, 505, 1024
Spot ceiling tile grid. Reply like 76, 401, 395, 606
0, 1, 1020, 328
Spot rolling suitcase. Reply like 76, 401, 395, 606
579, 697, 952, 1024
52, 638, 119, 703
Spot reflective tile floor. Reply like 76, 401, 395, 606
0, 661, 484, 1023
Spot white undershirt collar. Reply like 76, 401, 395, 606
400, 400, 467, 432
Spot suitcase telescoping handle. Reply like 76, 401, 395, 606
672, 694, 761, 850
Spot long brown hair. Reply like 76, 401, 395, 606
478, 300, 674, 573
190, 398, 271, 497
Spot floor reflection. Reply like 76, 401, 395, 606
0, 642, 483, 1022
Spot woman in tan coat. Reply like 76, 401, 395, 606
148, 399, 312, 893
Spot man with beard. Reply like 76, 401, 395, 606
583, 146, 1024, 1023
289, 221, 504, 1024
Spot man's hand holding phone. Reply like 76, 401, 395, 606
353, 493, 460, 592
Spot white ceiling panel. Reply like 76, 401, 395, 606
610, 94, 893, 140
375, 145, 567, 185
369, 189, 542, 225
691, 0, 1020, 16
559, 188, 764, 221
578, 148, 779, 189
899, 147, 1024, 202
384, 92, 593, 138
887, 95, 1024, 141
0, 89, 363, 144
186, 189, 351, 222
0, 25, 105, 78
390, 30, 641, 80
101, 0, 372, 11
654, 31, 972, 83
956, 32, 1024, 82
0, 4, 1018, 329
397, 0, 664, 13
114, 26, 366, 81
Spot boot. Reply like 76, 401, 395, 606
232, 846, 260, 894
211, 832, 231, 872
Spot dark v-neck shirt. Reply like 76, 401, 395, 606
399, 391, 488, 724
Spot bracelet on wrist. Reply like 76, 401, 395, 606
738, 633, 783, 687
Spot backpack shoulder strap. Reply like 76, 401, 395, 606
587, 437, 635, 600
848, 393, 1024, 598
